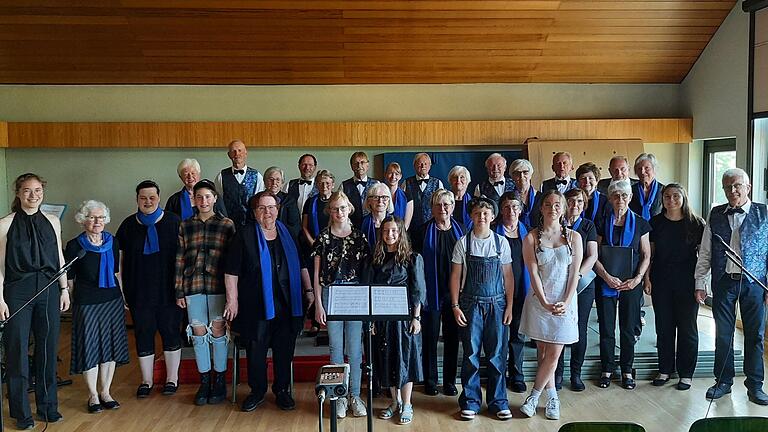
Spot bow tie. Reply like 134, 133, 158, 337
725, 207, 745, 216
417, 178, 429, 185
555, 179, 568, 186
299, 179, 312, 186
234, 169, 245, 175
492, 180, 504, 186
355, 180, 367, 187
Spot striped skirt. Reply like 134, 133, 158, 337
70, 296, 130, 374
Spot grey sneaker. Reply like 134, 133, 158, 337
519, 395, 538, 418
545, 397, 560, 420
335, 397, 348, 419
349, 395, 367, 417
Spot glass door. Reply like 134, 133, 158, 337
702, 138, 736, 219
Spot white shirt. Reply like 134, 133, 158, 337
473, 178, 506, 198
452, 231, 513, 290
214, 165, 265, 198
694, 200, 751, 293
355, 176, 369, 196
554, 177, 572, 194
286, 177, 315, 213
409, 175, 444, 193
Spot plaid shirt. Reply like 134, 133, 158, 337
175, 213, 236, 298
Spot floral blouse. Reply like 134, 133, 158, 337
311, 226, 371, 287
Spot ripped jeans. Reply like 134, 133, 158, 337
185, 293, 228, 373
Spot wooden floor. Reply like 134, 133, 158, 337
4, 320, 767, 432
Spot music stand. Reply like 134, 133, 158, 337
326, 284, 411, 432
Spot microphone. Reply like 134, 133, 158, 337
712, 233, 743, 262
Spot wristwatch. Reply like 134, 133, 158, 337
413, 316, 421, 322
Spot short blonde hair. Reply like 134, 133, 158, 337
431, 188, 456, 206
326, 190, 355, 216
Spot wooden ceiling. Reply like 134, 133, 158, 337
0, 1, 736, 85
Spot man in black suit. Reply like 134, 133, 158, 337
596, 155, 638, 195
340, 151, 378, 227
261, 166, 302, 241
473, 152, 515, 204
540, 151, 578, 194
284, 153, 318, 215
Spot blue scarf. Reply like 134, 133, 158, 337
584, 190, 601, 221
423, 218, 464, 311
495, 221, 530, 296
77, 231, 116, 289
571, 216, 583, 232
361, 214, 382, 250
136, 207, 163, 255
393, 188, 407, 220
601, 210, 636, 297
636, 180, 659, 221
520, 186, 536, 228
255, 220, 303, 320
179, 188, 194, 220
457, 197, 473, 230
310, 196, 323, 237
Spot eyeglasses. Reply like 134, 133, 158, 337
256, 205, 278, 212
329, 205, 349, 213
435, 202, 453, 208
86, 215, 107, 222
723, 183, 747, 191
368, 195, 390, 201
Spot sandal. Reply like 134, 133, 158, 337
399, 404, 413, 425
598, 375, 611, 389
379, 401, 401, 420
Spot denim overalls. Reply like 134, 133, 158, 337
458, 233, 510, 413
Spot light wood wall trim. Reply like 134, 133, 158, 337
0, 122, 8, 148
6, 118, 692, 149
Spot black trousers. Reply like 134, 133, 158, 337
596, 284, 643, 375
421, 301, 460, 387
3, 285, 60, 421
246, 315, 300, 396
556, 284, 595, 379
506, 284, 527, 383
130, 303, 182, 357
651, 283, 699, 377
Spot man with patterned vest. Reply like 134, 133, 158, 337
694, 168, 768, 405
215, 139, 265, 227
403, 153, 443, 231
474, 153, 516, 204
341, 151, 379, 227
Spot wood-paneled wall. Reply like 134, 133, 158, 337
2, 118, 692, 149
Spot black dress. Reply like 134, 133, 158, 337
65, 236, 129, 374
372, 252, 426, 388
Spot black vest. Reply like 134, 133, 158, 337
221, 167, 261, 227
478, 177, 516, 203
405, 176, 441, 229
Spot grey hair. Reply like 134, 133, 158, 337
607, 179, 633, 198
432, 188, 456, 206
722, 168, 750, 185
365, 182, 395, 213
264, 166, 285, 181
176, 158, 201, 177
609, 155, 629, 167
634, 153, 659, 171
508, 158, 534, 176
553, 151, 573, 163
413, 152, 431, 164
316, 169, 336, 183
74, 200, 111, 225
448, 165, 472, 184
485, 152, 505, 165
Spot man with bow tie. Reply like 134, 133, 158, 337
285, 154, 319, 215
694, 168, 768, 406
215, 139, 265, 227
341, 151, 379, 227
540, 152, 578, 194
403, 153, 444, 231
474, 153, 516, 204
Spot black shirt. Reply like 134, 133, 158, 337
649, 214, 704, 278
65, 236, 122, 305
595, 212, 652, 274
411, 221, 463, 302
302, 196, 330, 236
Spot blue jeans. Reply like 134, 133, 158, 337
323, 284, 364, 397
458, 294, 509, 413
185, 293, 228, 373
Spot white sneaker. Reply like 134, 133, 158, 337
519, 395, 538, 418
349, 396, 367, 417
545, 397, 560, 420
335, 397, 348, 419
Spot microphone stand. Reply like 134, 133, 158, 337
0, 253, 83, 432
713, 234, 768, 293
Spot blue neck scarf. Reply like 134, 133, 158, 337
136, 207, 163, 255
584, 190, 601, 221
495, 221, 530, 295
458, 197, 473, 230
601, 210, 636, 297
77, 231, 116, 289
636, 180, 659, 221
520, 186, 536, 227
423, 218, 464, 311
310, 196, 322, 236
255, 220, 303, 320
361, 214, 382, 250
179, 187, 194, 220
571, 216, 583, 232
393, 188, 407, 220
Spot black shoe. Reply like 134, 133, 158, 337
15, 417, 33, 430
676, 380, 692, 391
100, 398, 121, 410
652, 374, 670, 386
424, 384, 439, 396
276, 390, 296, 410
88, 401, 103, 414
136, 383, 153, 398
443, 383, 458, 396
241, 393, 265, 412
621, 376, 636, 390
747, 388, 768, 406
555, 375, 563, 391
571, 376, 585, 392
195, 372, 212, 406
36, 411, 63, 422
510, 380, 527, 393
706, 382, 732, 400
162, 382, 178, 396
208, 372, 227, 404
598, 375, 611, 389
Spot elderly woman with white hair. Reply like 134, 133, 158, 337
593, 180, 651, 390
166, 158, 227, 220
448, 165, 473, 229
508, 159, 538, 228
65, 200, 129, 413
262, 166, 302, 241
629, 153, 664, 221
361, 182, 395, 249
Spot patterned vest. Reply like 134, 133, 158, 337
405, 176, 441, 229
709, 202, 768, 284
478, 177, 516, 203
221, 167, 261, 226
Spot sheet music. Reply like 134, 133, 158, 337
328, 285, 370, 316
371, 285, 409, 316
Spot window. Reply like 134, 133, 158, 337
702, 138, 737, 218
